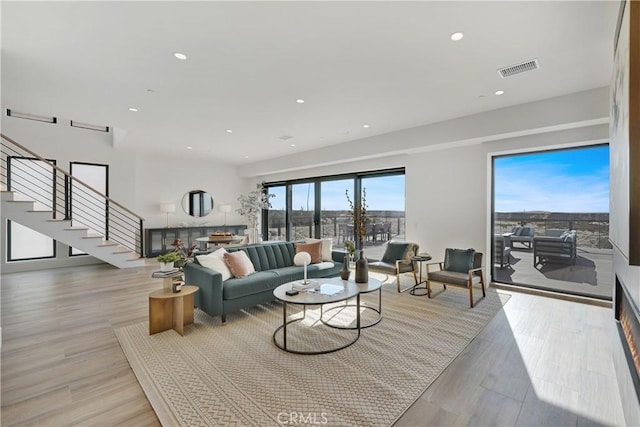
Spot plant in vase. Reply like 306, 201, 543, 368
345, 188, 369, 283
236, 182, 275, 244
157, 252, 179, 271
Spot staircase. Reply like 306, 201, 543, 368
1, 134, 145, 269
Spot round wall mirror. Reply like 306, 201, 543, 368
181, 190, 214, 217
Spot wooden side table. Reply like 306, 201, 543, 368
148, 285, 199, 336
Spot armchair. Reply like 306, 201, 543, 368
494, 235, 512, 268
368, 241, 420, 292
426, 248, 485, 308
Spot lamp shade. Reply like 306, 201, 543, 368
219, 204, 232, 213
293, 251, 312, 266
160, 203, 176, 213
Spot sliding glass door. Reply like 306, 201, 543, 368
492, 144, 612, 300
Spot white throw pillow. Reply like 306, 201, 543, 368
196, 249, 232, 281
306, 238, 333, 262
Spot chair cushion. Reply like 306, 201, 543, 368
381, 242, 412, 264
444, 248, 475, 273
369, 260, 414, 274
295, 241, 323, 264
427, 270, 481, 287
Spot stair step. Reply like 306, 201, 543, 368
6, 200, 34, 203
82, 235, 104, 240
47, 219, 72, 222
98, 242, 119, 247
65, 227, 89, 231
112, 249, 132, 255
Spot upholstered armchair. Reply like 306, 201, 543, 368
425, 248, 485, 308
368, 241, 420, 292
494, 235, 512, 268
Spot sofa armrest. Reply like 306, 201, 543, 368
184, 263, 224, 317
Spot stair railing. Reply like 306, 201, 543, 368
1, 133, 145, 257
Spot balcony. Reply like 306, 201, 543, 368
493, 213, 612, 300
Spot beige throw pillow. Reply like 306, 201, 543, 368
196, 248, 232, 281
295, 241, 323, 264
306, 238, 333, 262
223, 251, 256, 278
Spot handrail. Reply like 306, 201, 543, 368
1, 133, 146, 257
0, 133, 144, 221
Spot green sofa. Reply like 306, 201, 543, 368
184, 241, 343, 323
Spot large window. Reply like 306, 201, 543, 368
264, 169, 405, 261
7, 157, 57, 261
492, 144, 611, 300
70, 162, 108, 256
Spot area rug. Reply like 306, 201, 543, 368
116, 277, 509, 426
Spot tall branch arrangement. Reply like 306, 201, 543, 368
345, 188, 368, 247
236, 182, 274, 228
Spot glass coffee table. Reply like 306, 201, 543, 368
273, 279, 360, 355
320, 277, 383, 329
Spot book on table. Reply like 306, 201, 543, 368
152, 269, 181, 278
291, 280, 317, 291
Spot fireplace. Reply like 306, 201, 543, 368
615, 275, 640, 402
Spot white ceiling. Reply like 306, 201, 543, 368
1, 1, 618, 165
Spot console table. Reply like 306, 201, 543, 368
145, 225, 247, 257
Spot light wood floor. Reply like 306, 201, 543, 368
1, 263, 626, 426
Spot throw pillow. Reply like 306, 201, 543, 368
444, 248, 475, 273
196, 249, 232, 281
223, 251, 256, 278
295, 241, 323, 264
306, 238, 333, 261
381, 242, 411, 264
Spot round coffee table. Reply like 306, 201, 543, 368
321, 277, 383, 329
273, 280, 360, 355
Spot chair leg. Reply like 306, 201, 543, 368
469, 283, 474, 308
480, 272, 486, 298
396, 273, 413, 293
426, 279, 432, 298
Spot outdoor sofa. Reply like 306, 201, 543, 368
184, 241, 343, 323
510, 226, 535, 248
533, 229, 577, 266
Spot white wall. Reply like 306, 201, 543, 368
1, 115, 250, 272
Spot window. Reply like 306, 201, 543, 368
264, 169, 405, 261
69, 162, 108, 256
492, 144, 611, 300
7, 157, 56, 261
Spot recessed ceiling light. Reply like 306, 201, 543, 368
363, 124, 370, 128
187, 146, 193, 150
128, 107, 138, 112
244, 156, 249, 159
495, 90, 505, 96
146, 89, 155, 93
226, 129, 233, 133
450, 32, 464, 41
296, 99, 305, 104
290, 143, 296, 147
174, 52, 187, 60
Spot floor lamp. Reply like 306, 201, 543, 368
160, 202, 176, 228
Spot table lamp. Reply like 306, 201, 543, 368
160, 202, 176, 228
219, 204, 232, 225
293, 251, 312, 284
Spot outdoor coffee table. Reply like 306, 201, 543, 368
273, 280, 360, 355
321, 277, 383, 329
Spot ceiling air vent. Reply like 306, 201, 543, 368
497, 58, 540, 78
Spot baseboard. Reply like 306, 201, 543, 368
490, 282, 612, 308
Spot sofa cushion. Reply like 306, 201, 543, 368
295, 241, 323, 264
196, 248, 232, 281
306, 238, 333, 261
227, 242, 296, 271
223, 271, 280, 300
444, 248, 475, 273
224, 251, 256, 278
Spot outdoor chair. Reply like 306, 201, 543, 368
368, 241, 420, 292
425, 248, 485, 308
510, 226, 535, 249
533, 230, 577, 266
494, 235, 512, 268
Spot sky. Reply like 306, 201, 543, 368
494, 145, 609, 213
270, 175, 406, 211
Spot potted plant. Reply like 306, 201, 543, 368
345, 188, 369, 283
237, 182, 275, 243
344, 240, 356, 263
157, 252, 179, 271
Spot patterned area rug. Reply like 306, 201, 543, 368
116, 276, 509, 426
